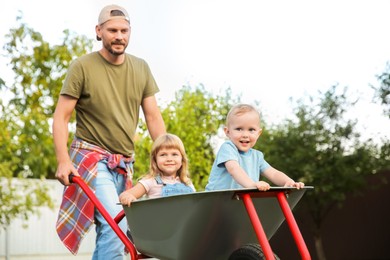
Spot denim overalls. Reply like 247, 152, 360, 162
155, 175, 194, 197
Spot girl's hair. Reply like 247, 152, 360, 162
226, 103, 260, 126
146, 133, 192, 185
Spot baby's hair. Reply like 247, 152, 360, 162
147, 133, 192, 185
226, 103, 261, 126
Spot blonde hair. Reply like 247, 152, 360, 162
226, 104, 261, 126
146, 133, 192, 185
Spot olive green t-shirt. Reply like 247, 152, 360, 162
60, 52, 159, 156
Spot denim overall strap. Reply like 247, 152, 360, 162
154, 175, 193, 197
155, 175, 164, 185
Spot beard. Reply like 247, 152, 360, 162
104, 40, 127, 56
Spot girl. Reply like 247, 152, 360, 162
119, 133, 195, 206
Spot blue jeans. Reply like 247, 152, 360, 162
92, 161, 128, 260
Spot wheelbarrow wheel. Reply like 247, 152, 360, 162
228, 243, 280, 260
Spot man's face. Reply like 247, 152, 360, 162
97, 19, 131, 56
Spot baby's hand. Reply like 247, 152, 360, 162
284, 180, 305, 189
119, 192, 137, 207
255, 181, 270, 191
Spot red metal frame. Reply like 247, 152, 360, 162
276, 191, 311, 259
241, 193, 276, 259
70, 175, 140, 260
238, 190, 311, 260
71, 175, 310, 260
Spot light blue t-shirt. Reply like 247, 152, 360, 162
205, 140, 270, 191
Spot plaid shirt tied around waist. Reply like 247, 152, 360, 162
56, 138, 134, 255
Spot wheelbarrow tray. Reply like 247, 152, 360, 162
123, 187, 310, 260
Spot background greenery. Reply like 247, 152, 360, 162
1, 18, 389, 260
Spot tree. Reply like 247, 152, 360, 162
375, 62, 390, 118
257, 85, 386, 260
0, 17, 92, 228
135, 84, 239, 190
2, 17, 92, 180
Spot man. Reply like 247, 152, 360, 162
53, 5, 166, 259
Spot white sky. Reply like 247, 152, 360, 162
1, 0, 390, 142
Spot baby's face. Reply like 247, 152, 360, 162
224, 111, 262, 152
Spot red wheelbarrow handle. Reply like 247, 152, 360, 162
69, 174, 139, 259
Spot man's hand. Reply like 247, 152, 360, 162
56, 160, 79, 186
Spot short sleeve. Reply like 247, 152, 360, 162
215, 141, 240, 168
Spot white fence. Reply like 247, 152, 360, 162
0, 179, 95, 260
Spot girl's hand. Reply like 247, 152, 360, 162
119, 192, 137, 207
255, 181, 271, 191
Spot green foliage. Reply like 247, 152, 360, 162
0, 112, 52, 227
1, 17, 389, 255
375, 62, 390, 118
0, 17, 92, 228
1, 17, 92, 180
257, 85, 384, 228
0, 177, 54, 227
134, 85, 239, 190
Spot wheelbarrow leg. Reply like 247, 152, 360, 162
71, 175, 139, 260
276, 191, 311, 260
242, 193, 275, 260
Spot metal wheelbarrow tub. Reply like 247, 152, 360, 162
123, 187, 312, 260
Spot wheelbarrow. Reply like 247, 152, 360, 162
70, 175, 312, 260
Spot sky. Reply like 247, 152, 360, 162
1, 0, 390, 142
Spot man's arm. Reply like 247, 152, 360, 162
52, 95, 79, 186
141, 95, 166, 141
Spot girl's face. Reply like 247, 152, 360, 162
224, 111, 262, 152
156, 148, 183, 177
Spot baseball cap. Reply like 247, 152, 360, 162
98, 4, 130, 25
